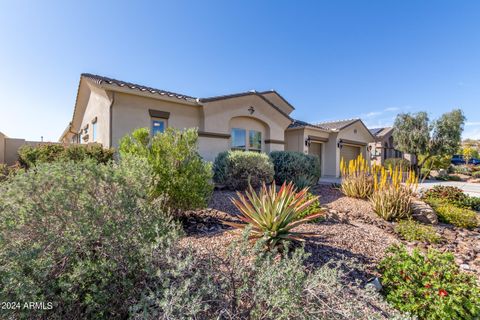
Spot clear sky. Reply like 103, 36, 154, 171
1, 0, 479, 142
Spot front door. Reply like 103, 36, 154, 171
308, 142, 322, 177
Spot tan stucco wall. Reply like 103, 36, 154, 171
0, 132, 5, 164
78, 85, 112, 146
111, 92, 202, 149
260, 92, 294, 115
2, 138, 41, 165
198, 136, 229, 162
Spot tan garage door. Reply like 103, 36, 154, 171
340, 144, 361, 164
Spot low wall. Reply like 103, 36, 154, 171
0, 132, 42, 165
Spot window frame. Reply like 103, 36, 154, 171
248, 130, 262, 152
151, 118, 167, 136
91, 121, 97, 142
231, 128, 247, 151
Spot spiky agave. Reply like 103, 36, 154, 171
224, 181, 324, 248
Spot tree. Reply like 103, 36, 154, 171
462, 147, 479, 164
393, 109, 465, 172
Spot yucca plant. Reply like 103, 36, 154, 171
224, 182, 324, 248
339, 154, 375, 198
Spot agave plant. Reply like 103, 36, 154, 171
224, 182, 324, 248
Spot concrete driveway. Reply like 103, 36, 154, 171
418, 180, 480, 197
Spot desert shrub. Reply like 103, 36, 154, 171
269, 151, 321, 187
447, 174, 462, 181
213, 150, 274, 190
133, 235, 405, 319
384, 157, 411, 170
461, 196, 480, 211
394, 220, 441, 243
472, 171, 480, 179
119, 127, 213, 212
426, 199, 478, 229
424, 185, 467, 203
18, 143, 114, 168
295, 192, 323, 222
0, 159, 181, 319
451, 164, 472, 176
370, 186, 413, 221
339, 154, 374, 198
379, 245, 480, 320
225, 182, 324, 248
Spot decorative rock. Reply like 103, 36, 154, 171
438, 168, 448, 178
410, 200, 438, 224
460, 264, 471, 270
366, 277, 383, 291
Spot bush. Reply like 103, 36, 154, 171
421, 154, 451, 171
0, 159, 180, 319
394, 220, 441, 243
472, 171, 480, 179
447, 174, 462, 181
213, 150, 274, 190
427, 200, 478, 229
384, 158, 411, 170
225, 182, 324, 248
370, 186, 413, 221
18, 143, 114, 168
296, 192, 323, 222
461, 196, 480, 211
119, 127, 213, 212
451, 165, 472, 176
269, 151, 321, 187
379, 245, 480, 320
424, 185, 467, 203
133, 235, 405, 319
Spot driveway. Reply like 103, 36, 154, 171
418, 180, 480, 197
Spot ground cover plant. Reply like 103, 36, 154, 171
339, 154, 374, 198
394, 219, 441, 243
224, 182, 324, 248
119, 127, 213, 212
0, 158, 180, 319
379, 245, 480, 320
269, 151, 321, 188
425, 198, 478, 229
18, 143, 114, 168
213, 150, 274, 190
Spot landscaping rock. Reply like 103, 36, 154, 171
438, 168, 448, 178
411, 200, 438, 224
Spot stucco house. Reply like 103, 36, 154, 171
369, 127, 404, 165
59, 73, 375, 177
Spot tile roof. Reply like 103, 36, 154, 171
369, 127, 393, 137
81, 73, 198, 103
313, 118, 359, 130
288, 119, 330, 131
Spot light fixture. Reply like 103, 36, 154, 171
305, 137, 311, 147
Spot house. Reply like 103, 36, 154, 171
285, 119, 375, 177
59, 73, 375, 177
369, 127, 404, 165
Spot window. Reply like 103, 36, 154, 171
92, 122, 97, 142
151, 119, 166, 136
231, 128, 246, 150
249, 130, 262, 151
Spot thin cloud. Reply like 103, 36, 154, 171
465, 121, 480, 126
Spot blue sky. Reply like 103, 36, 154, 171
1, 0, 479, 141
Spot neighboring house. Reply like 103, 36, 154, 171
59, 73, 375, 177
285, 119, 375, 177
369, 127, 404, 165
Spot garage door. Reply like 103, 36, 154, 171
340, 145, 360, 164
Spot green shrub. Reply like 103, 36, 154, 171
213, 150, 274, 190
384, 158, 411, 170
379, 245, 480, 320
426, 199, 479, 228
461, 196, 480, 211
472, 171, 480, 179
421, 154, 452, 171
119, 127, 213, 212
296, 192, 323, 222
451, 165, 472, 176
0, 159, 180, 319
269, 151, 321, 187
424, 185, 467, 203
394, 219, 441, 243
18, 143, 114, 168
133, 235, 404, 319
447, 174, 462, 181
